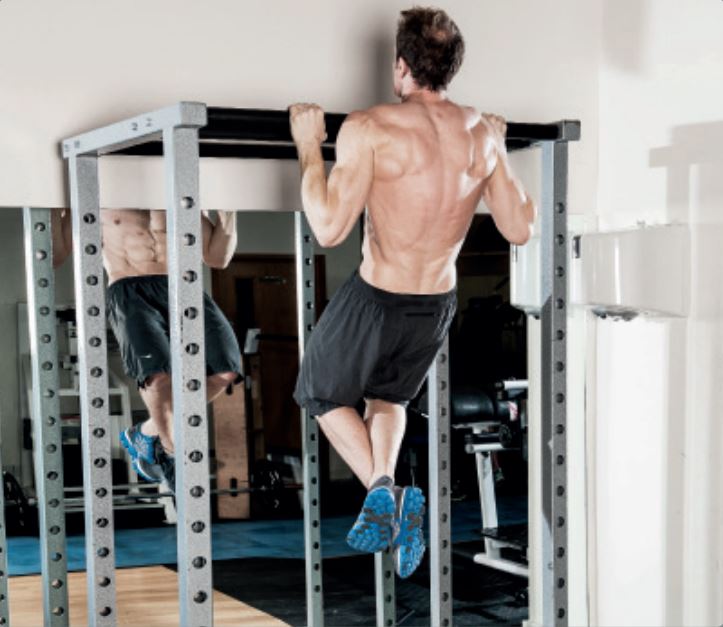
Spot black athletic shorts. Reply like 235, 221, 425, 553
294, 270, 456, 416
106, 274, 242, 388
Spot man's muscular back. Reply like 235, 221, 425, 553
360, 99, 496, 294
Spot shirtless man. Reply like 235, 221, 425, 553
52, 208, 242, 487
289, 7, 535, 578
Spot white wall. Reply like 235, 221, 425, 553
591, 0, 723, 625
0, 0, 599, 212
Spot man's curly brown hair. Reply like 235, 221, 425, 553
396, 7, 465, 92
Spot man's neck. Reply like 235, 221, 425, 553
401, 88, 447, 104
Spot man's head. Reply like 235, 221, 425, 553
394, 6, 465, 98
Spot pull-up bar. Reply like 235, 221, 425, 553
62, 101, 580, 160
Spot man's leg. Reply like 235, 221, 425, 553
317, 406, 374, 488
138, 373, 174, 452
364, 399, 406, 486
138, 371, 238, 453
206, 371, 238, 403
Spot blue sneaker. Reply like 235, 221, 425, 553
393, 486, 426, 579
120, 422, 163, 483
346, 486, 395, 553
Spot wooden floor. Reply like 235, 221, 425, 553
9, 566, 288, 626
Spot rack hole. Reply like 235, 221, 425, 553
189, 450, 203, 462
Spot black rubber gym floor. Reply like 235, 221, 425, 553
205, 548, 528, 626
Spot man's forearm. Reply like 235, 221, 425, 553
298, 142, 335, 239
205, 216, 237, 269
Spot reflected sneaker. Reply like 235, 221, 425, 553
346, 479, 395, 553
120, 422, 163, 483
393, 486, 426, 579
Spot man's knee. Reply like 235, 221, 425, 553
364, 398, 405, 418
209, 371, 238, 386
143, 372, 171, 390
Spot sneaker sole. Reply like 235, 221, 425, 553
394, 487, 426, 579
346, 488, 395, 553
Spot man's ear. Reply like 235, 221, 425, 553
397, 56, 411, 77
